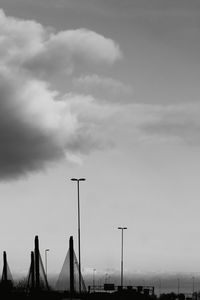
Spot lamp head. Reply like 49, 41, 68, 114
71, 178, 86, 181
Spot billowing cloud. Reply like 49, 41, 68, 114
1, 8, 199, 180
23, 29, 122, 80
0, 9, 121, 76
0, 9, 121, 180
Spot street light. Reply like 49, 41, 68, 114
118, 227, 127, 287
45, 249, 50, 279
71, 177, 86, 294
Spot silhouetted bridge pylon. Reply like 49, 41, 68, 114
56, 235, 86, 294
0, 235, 86, 296
27, 235, 49, 292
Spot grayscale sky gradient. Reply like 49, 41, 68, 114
0, 0, 200, 280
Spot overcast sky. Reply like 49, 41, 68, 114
0, 0, 200, 281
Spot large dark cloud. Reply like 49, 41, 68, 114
0, 8, 199, 180
0, 9, 122, 180
0, 71, 65, 179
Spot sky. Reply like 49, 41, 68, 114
0, 0, 200, 284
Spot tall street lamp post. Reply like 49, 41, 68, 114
71, 178, 86, 294
118, 227, 127, 287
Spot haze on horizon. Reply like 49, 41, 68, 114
0, 0, 200, 281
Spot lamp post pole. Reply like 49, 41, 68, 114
118, 227, 127, 287
71, 178, 86, 294
45, 249, 49, 279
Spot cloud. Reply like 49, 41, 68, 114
0, 9, 121, 81
0, 9, 122, 180
0, 64, 119, 180
0, 70, 71, 179
23, 29, 122, 80
1, 8, 199, 180
72, 74, 133, 104
140, 103, 200, 145
101, 101, 200, 146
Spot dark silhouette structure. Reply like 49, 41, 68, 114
27, 235, 49, 292
2, 251, 8, 282
56, 235, 86, 293
0, 236, 157, 300
69, 236, 75, 295
35, 235, 40, 290
30, 251, 35, 290
1, 251, 13, 291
